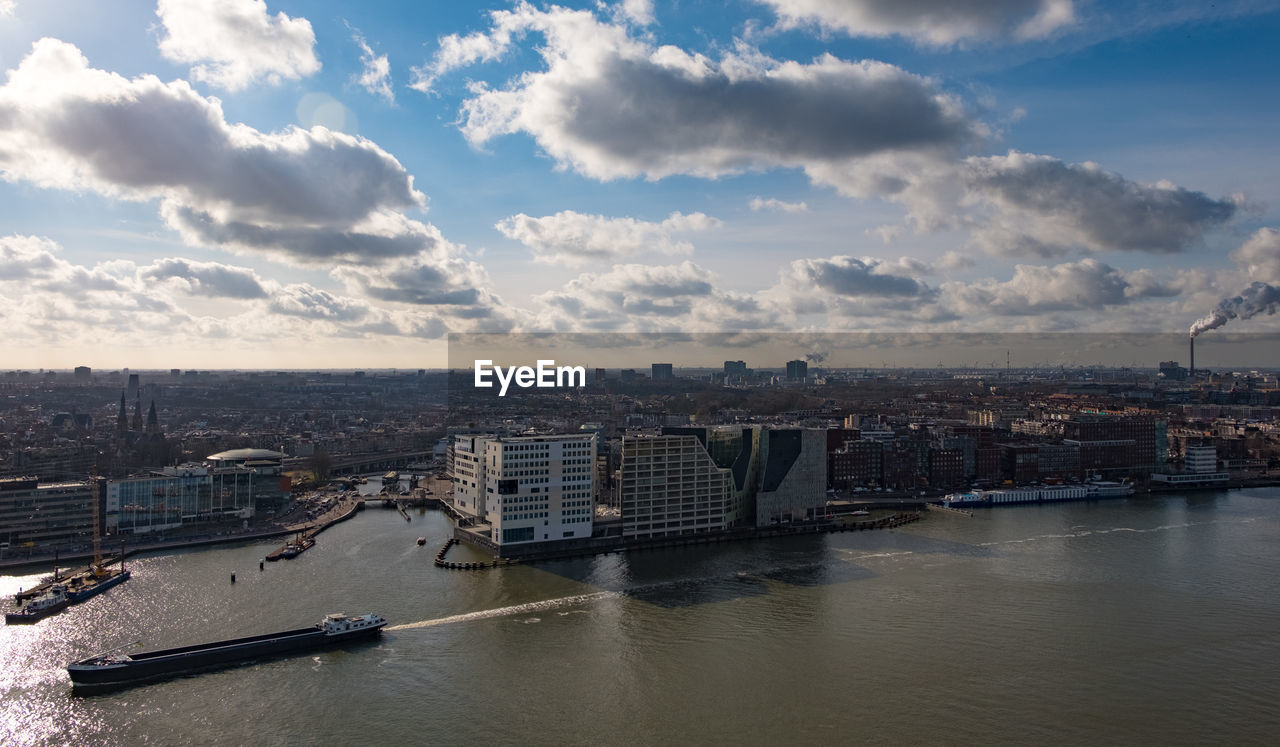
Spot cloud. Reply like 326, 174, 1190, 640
1231, 227, 1280, 282
937, 250, 975, 271
0, 235, 464, 353
756, 0, 1075, 46
532, 261, 776, 331
140, 257, 268, 299
784, 255, 934, 298
0, 235, 60, 280
0, 1, 14, 18
424, 4, 978, 180
156, 0, 320, 91
943, 258, 1177, 316
495, 210, 721, 263
0, 39, 491, 311
268, 283, 368, 321
961, 152, 1238, 256
331, 250, 496, 310
350, 27, 394, 103
409, 3, 534, 94
749, 196, 809, 213
612, 0, 655, 26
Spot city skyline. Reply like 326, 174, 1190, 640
2, 1, 1280, 368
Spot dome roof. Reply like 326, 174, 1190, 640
206, 448, 285, 462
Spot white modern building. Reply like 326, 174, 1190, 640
1151, 444, 1228, 486
452, 433, 597, 547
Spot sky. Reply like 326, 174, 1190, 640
1, 0, 1279, 369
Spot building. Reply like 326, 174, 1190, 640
829, 440, 883, 488
724, 360, 747, 379
1159, 360, 1188, 381
620, 433, 735, 539
651, 363, 674, 381
452, 434, 597, 548
0, 476, 98, 551
928, 447, 966, 488
1152, 444, 1228, 486
1185, 445, 1218, 473
73, 366, 91, 381
785, 359, 808, 382
107, 464, 265, 535
756, 429, 825, 524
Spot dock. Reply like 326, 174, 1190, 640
925, 502, 974, 517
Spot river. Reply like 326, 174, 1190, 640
3, 489, 1279, 745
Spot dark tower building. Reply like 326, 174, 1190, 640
146, 400, 160, 436
115, 391, 128, 441
786, 359, 808, 382
131, 392, 144, 431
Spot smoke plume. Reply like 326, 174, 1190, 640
804, 350, 828, 364
1190, 282, 1280, 337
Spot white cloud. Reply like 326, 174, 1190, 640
1231, 227, 1280, 282
749, 196, 809, 213
496, 210, 721, 263
140, 257, 269, 299
612, 0, 655, 26
0, 1, 15, 18
0, 39, 494, 314
422, 4, 977, 180
409, 3, 535, 94
351, 27, 394, 103
809, 150, 1237, 258
532, 261, 776, 331
960, 152, 1238, 256
0, 234, 464, 353
937, 250, 975, 271
156, 0, 320, 91
942, 258, 1177, 316
756, 0, 1075, 46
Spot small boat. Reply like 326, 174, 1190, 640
6, 584, 71, 624
67, 613, 386, 688
416, 537, 426, 546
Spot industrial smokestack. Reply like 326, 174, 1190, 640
1189, 335, 1194, 378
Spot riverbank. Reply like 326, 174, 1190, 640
0, 495, 366, 573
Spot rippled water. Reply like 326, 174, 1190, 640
3, 490, 1280, 745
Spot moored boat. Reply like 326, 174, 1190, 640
67, 613, 386, 688
5, 584, 71, 624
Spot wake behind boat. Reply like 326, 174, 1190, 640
67, 613, 386, 688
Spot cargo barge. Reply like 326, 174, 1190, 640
67, 613, 386, 688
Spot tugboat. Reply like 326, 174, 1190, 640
67, 613, 386, 688
6, 584, 71, 624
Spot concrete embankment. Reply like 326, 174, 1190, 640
444, 512, 922, 569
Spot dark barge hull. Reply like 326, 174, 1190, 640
5, 598, 71, 624
66, 570, 130, 603
68, 622, 384, 687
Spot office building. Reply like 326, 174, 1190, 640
652, 363, 674, 381
0, 476, 98, 550
786, 360, 808, 382
756, 429, 826, 524
452, 434, 597, 547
